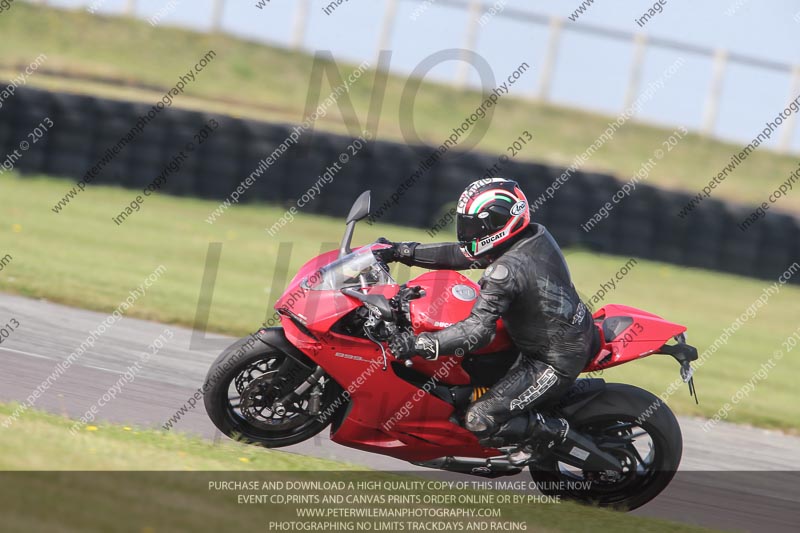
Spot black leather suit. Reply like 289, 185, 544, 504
396, 224, 595, 446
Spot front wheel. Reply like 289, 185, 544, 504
203, 332, 345, 448
531, 383, 683, 511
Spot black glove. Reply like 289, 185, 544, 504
374, 238, 418, 265
388, 331, 439, 360
373, 238, 398, 264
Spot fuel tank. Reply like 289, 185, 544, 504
407, 271, 513, 354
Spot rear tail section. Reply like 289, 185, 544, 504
585, 304, 699, 402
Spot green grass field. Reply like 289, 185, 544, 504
1, 174, 798, 432
0, 402, 355, 471
0, 404, 711, 533
2, 3, 800, 214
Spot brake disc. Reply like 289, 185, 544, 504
234, 358, 277, 396
240, 373, 284, 426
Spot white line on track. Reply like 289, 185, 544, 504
0, 346, 53, 360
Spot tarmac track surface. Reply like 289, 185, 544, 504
0, 293, 798, 531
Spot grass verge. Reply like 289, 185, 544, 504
1, 3, 799, 213
1, 174, 798, 431
0, 403, 711, 533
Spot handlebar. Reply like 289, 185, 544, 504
340, 287, 395, 321
341, 285, 428, 370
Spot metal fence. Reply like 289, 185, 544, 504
25, 0, 800, 152
359, 0, 800, 151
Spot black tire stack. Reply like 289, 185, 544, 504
2, 85, 798, 284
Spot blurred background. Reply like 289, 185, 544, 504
26, 0, 800, 151
1, 8, 799, 532
1, 0, 799, 437
3, 0, 800, 282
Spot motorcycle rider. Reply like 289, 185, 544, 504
380, 178, 596, 464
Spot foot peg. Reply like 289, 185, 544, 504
507, 415, 569, 466
507, 446, 534, 466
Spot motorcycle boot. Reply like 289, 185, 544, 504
507, 413, 569, 466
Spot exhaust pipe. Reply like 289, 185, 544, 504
413, 456, 523, 478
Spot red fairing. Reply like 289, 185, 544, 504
584, 304, 687, 372
270, 248, 502, 461
269, 243, 686, 463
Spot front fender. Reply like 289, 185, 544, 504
256, 327, 316, 370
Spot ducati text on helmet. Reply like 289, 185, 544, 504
456, 178, 531, 256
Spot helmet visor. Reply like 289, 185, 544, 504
458, 205, 513, 244
457, 214, 488, 244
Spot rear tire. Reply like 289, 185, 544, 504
531, 383, 682, 510
203, 333, 345, 448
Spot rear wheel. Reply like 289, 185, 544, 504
531, 383, 682, 510
203, 334, 345, 448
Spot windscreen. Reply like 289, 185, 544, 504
305, 244, 394, 291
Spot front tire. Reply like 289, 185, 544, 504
531, 383, 682, 511
203, 333, 344, 448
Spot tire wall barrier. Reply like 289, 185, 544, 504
2, 87, 798, 284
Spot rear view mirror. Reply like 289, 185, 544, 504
340, 191, 372, 257
346, 190, 371, 224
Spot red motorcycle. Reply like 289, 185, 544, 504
204, 191, 698, 510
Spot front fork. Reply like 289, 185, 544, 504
272, 365, 325, 416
